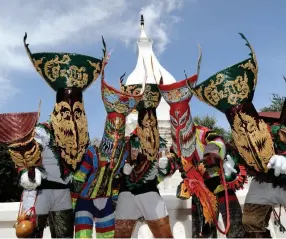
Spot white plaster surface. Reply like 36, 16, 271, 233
1, 175, 286, 238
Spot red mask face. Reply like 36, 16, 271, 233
170, 104, 196, 158
158, 75, 197, 159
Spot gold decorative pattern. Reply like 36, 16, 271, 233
203, 72, 250, 106
137, 113, 160, 161
240, 59, 258, 87
51, 101, 88, 170
232, 112, 275, 172
8, 143, 41, 168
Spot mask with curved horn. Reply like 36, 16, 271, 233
99, 58, 146, 165
153, 45, 201, 158
23, 32, 108, 171
191, 33, 274, 173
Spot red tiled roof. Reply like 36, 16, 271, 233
258, 112, 281, 119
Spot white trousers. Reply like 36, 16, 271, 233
22, 189, 72, 215
115, 191, 168, 220
245, 179, 286, 205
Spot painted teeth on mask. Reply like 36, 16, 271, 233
181, 119, 193, 140
181, 134, 196, 157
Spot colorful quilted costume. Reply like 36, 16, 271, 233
114, 80, 176, 238
72, 59, 146, 238
191, 33, 286, 238
13, 33, 105, 238
156, 48, 246, 238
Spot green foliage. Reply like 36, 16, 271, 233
193, 115, 232, 143
0, 144, 22, 202
260, 93, 285, 112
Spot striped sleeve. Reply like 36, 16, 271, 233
73, 147, 95, 183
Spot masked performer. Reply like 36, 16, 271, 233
191, 33, 286, 238
156, 49, 246, 237
72, 59, 146, 238
14, 33, 106, 238
0, 109, 42, 238
113, 79, 176, 238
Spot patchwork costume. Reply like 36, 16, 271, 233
156, 49, 246, 238
191, 33, 286, 238
72, 61, 146, 238
12, 33, 105, 238
114, 82, 176, 238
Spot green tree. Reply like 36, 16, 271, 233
193, 115, 232, 143
0, 144, 22, 202
260, 93, 285, 112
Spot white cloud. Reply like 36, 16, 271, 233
0, 0, 186, 106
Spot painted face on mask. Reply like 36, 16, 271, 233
0, 111, 41, 169
137, 109, 160, 161
170, 105, 196, 158
51, 88, 89, 171
100, 71, 145, 165
158, 75, 198, 159
99, 113, 125, 162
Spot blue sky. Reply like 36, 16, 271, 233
1, 0, 286, 139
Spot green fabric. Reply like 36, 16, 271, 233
192, 33, 258, 113
271, 124, 286, 151
24, 34, 106, 92
121, 83, 161, 110
130, 134, 166, 149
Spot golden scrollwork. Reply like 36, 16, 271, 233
204, 72, 250, 106
87, 60, 101, 81
41, 55, 101, 88
232, 112, 275, 172
8, 142, 41, 168
137, 113, 160, 161
44, 55, 71, 82
61, 66, 88, 88
51, 101, 89, 170
240, 59, 258, 87
121, 85, 141, 95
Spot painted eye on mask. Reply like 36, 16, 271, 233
170, 115, 178, 127
179, 111, 188, 125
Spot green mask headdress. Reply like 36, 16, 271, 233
190, 34, 275, 174
23, 33, 108, 171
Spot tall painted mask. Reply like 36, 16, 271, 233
120, 76, 161, 161
99, 60, 146, 166
191, 33, 275, 173
156, 47, 202, 159
24, 33, 106, 171
0, 106, 41, 170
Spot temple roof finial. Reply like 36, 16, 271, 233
141, 15, 144, 27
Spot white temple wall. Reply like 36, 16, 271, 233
1, 176, 286, 238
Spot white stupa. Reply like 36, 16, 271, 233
125, 15, 176, 148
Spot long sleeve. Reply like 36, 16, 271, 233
71, 146, 95, 209
73, 147, 95, 183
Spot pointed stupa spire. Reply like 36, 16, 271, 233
124, 15, 176, 147
139, 15, 149, 40
125, 14, 175, 86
